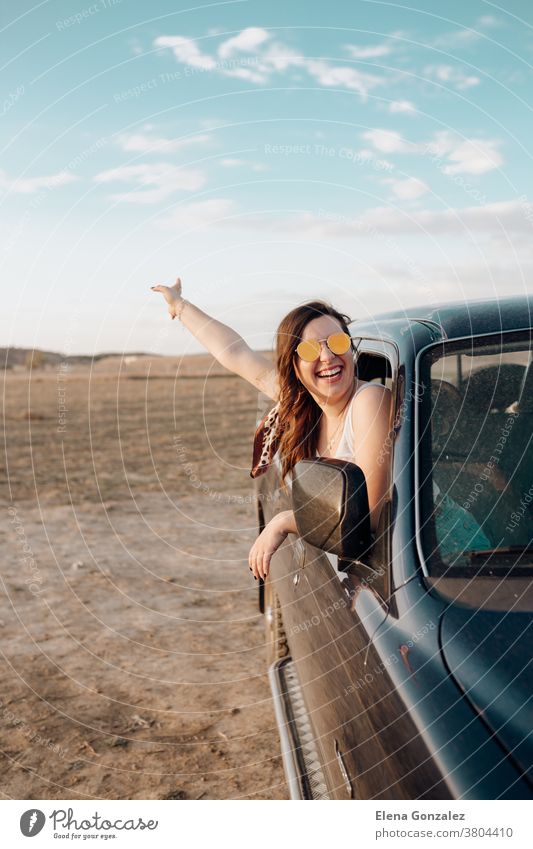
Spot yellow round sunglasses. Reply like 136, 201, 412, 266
295, 331, 352, 362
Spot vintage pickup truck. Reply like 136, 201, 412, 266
255, 295, 533, 800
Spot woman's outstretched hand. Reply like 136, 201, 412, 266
150, 276, 183, 320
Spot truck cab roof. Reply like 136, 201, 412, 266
350, 294, 533, 340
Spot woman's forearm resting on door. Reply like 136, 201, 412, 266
248, 510, 296, 579
276, 509, 298, 535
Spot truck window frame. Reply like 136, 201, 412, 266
336, 335, 398, 597
414, 326, 533, 581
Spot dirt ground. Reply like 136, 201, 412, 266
0, 356, 288, 800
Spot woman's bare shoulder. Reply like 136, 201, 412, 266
353, 380, 391, 399
348, 382, 392, 457
350, 380, 391, 419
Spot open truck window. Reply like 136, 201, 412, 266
417, 330, 533, 591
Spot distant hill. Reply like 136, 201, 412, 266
0, 347, 158, 368
0, 346, 275, 378
1, 346, 137, 368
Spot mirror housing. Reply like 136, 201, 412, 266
291, 458, 372, 560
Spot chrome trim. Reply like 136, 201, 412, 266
293, 537, 306, 569
268, 658, 305, 800
354, 335, 401, 360
403, 317, 447, 339
334, 739, 354, 798
268, 658, 330, 800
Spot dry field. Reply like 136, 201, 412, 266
0, 354, 288, 800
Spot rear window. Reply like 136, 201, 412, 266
417, 330, 533, 595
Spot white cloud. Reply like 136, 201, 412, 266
222, 64, 269, 83
430, 15, 501, 49
445, 141, 502, 176
222, 199, 533, 241
349, 148, 395, 171
382, 176, 429, 199
477, 15, 500, 28
425, 131, 503, 175
351, 199, 533, 237
93, 163, 206, 204
154, 33, 272, 83
367, 260, 531, 304
154, 35, 217, 70
303, 58, 382, 97
128, 37, 144, 56
361, 129, 415, 154
156, 198, 236, 230
388, 99, 416, 114
363, 127, 503, 176
154, 29, 387, 98
218, 26, 271, 59
259, 41, 303, 72
432, 28, 482, 50
345, 43, 392, 58
220, 158, 268, 172
0, 169, 78, 194
424, 64, 480, 90
115, 133, 211, 154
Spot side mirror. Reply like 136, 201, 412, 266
291, 458, 372, 560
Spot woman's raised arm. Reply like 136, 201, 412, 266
150, 277, 279, 401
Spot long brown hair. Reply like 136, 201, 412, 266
275, 300, 355, 487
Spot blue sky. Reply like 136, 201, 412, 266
2, 0, 533, 355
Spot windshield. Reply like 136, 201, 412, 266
417, 330, 533, 580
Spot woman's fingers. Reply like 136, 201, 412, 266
151, 280, 182, 318
252, 550, 270, 580
260, 552, 270, 580
151, 280, 181, 293
248, 546, 259, 580
248, 539, 275, 579
151, 284, 170, 301
151, 284, 173, 301
165, 277, 181, 298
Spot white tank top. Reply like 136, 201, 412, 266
316, 381, 387, 462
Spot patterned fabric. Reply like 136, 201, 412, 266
250, 402, 283, 478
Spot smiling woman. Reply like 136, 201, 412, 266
150, 279, 391, 579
